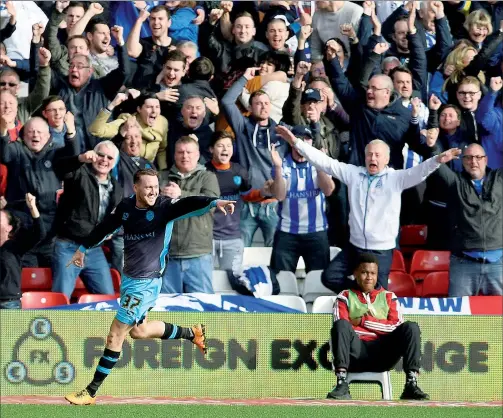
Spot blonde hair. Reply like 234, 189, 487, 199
442, 46, 485, 91
464, 9, 493, 35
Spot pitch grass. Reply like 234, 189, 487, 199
1, 405, 502, 418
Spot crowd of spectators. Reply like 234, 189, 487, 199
0, 0, 501, 308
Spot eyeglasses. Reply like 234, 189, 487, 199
457, 91, 480, 97
367, 86, 389, 93
0, 81, 18, 87
69, 64, 90, 70
96, 151, 114, 161
462, 155, 486, 161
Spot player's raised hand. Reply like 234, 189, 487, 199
216, 200, 236, 215
67, 249, 85, 268
436, 148, 462, 164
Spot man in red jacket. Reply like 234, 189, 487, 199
328, 253, 429, 400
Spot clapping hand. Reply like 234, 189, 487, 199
215, 200, 236, 215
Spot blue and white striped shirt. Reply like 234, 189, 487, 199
274, 154, 328, 235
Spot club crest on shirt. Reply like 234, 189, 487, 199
233, 176, 242, 186
122, 212, 129, 221
146, 211, 154, 221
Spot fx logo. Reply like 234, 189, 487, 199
5, 318, 75, 385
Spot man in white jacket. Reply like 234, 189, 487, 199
275, 125, 461, 292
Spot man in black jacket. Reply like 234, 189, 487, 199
52, 140, 123, 299
0, 116, 78, 267
431, 143, 502, 296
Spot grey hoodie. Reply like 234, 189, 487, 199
160, 164, 220, 258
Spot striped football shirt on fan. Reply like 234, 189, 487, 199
273, 154, 328, 235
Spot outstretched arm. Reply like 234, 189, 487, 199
163, 196, 235, 223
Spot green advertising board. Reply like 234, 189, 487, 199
0, 311, 501, 401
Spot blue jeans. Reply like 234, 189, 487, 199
213, 238, 244, 275
449, 254, 503, 296
52, 239, 115, 299
161, 254, 214, 294
0, 300, 21, 309
322, 243, 394, 293
240, 201, 279, 247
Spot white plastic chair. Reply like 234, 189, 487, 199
211, 270, 239, 295
277, 271, 299, 295
302, 270, 336, 304
260, 295, 307, 312
347, 371, 393, 400
311, 297, 393, 400
243, 247, 272, 267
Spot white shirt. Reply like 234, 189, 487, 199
1, 1, 48, 60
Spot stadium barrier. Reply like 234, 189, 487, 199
1, 308, 501, 401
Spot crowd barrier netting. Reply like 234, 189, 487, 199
1, 310, 501, 401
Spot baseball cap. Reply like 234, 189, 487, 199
301, 88, 322, 104
291, 125, 313, 140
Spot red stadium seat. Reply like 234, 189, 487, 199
410, 251, 450, 296
399, 225, 428, 258
110, 269, 121, 292
390, 250, 406, 272
21, 268, 52, 292
102, 245, 111, 262
422, 272, 449, 298
388, 272, 417, 297
21, 292, 69, 309
400, 225, 428, 247
78, 294, 119, 304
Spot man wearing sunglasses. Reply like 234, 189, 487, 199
430, 143, 502, 297
51, 140, 123, 300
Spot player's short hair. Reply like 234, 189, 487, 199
354, 253, 379, 270
134, 168, 159, 184
210, 131, 234, 148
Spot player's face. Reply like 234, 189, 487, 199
211, 137, 233, 165
134, 174, 159, 207
355, 262, 378, 293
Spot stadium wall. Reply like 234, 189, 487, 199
1, 312, 501, 401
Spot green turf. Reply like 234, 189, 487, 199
1, 405, 501, 418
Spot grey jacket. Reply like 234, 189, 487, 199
160, 164, 220, 258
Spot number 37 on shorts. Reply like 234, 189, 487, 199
121, 295, 141, 312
